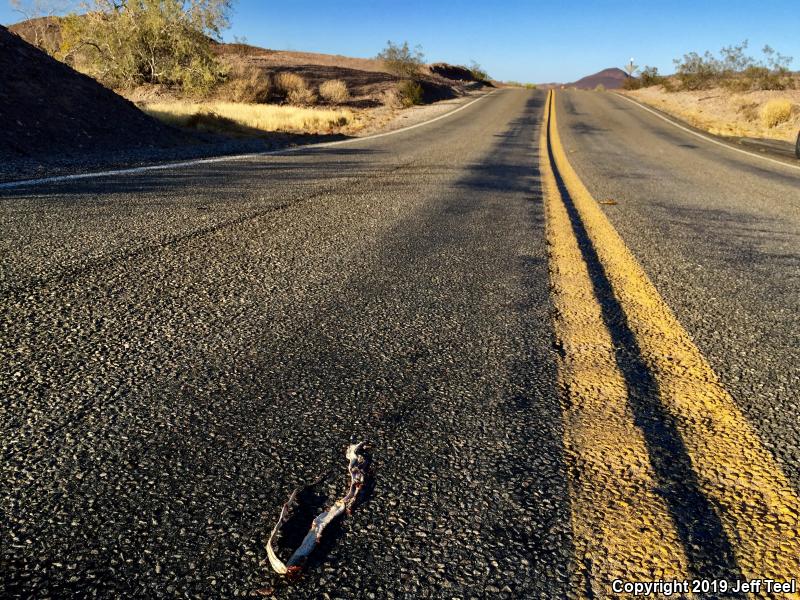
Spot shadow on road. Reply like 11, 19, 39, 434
547, 129, 747, 594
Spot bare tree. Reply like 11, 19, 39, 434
9, 0, 71, 54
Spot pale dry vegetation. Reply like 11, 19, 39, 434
319, 79, 350, 103
621, 40, 800, 142
218, 59, 271, 103
273, 72, 317, 105
625, 86, 800, 142
760, 99, 793, 128
141, 101, 354, 134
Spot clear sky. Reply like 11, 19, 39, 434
2, 0, 798, 82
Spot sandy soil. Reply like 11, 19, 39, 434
623, 86, 800, 142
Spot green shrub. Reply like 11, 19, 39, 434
59, 0, 232, 95
594, 84, 606, 92
673, 41, 794, 91
673, 51, 721, 90
639, 66, 664, 87
397, 80, 423, 107
377, 40, 425, 78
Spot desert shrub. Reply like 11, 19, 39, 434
319, 79, 350, 103
468, 60, 490, 84
639, 66, 664, 87
736, 100, 760, 122
673, 41, 794, 92
673, 51, 721, 90
760, 99, 793, 128
377, 40, 425, 78
220, 61, 271, 102
622, 77, 641, 90
397, 79, 423, 107
274, 72, 317, 104
594, 84, 606, 92
59, 0, 232, 95
287, 86, 317, 105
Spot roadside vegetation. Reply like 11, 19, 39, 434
58, 0, 232, 94
467, 61, 491, 85
377, 40, 426, 106
504, 81, 537, 89
10, 3, 490, 139
140, 101, 355, 135
376, 40, 425, 78
621, 41, 799, 142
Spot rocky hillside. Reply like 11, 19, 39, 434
0, 25, 188, 161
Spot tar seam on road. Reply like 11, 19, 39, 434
615, 93, 800, 173
0, 91, 495, 191
543, 89, 800, 597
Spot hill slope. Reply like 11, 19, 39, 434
0, 25, 187, 160
569, 67, 630, 89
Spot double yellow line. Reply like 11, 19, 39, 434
541, 90, 799, 598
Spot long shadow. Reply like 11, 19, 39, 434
547, 125, 746, 595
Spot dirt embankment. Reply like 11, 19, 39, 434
622, 85, 800, 143
0, 25, 190, 161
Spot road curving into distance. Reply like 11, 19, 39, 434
542, 89, 799, 597
1, 87, 798, 598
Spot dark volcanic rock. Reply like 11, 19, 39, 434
0, 25, 188, 160
429, 63, 476, 82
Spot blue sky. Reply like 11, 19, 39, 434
3, 0, 798, 82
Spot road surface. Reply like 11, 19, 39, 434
1, 89, 798, 598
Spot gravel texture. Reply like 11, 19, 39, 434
1, 90, 574, 598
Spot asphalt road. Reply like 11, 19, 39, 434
1, 89, 798, 598
555, 90, 800, 486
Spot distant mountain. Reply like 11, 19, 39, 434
568, 68, 631, 89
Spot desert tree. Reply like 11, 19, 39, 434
377, 40, 425, 79
59, 0, 235, 94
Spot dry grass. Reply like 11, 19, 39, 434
141, 101, 354, 134
274, 72, 317, 105
319, 79, 350, 103
624, 86, 800, 142
760, 99, 793, 128
218, 59, 271, 103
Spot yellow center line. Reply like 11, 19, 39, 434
540, 90, 692, 597
545, 89, 800, 599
